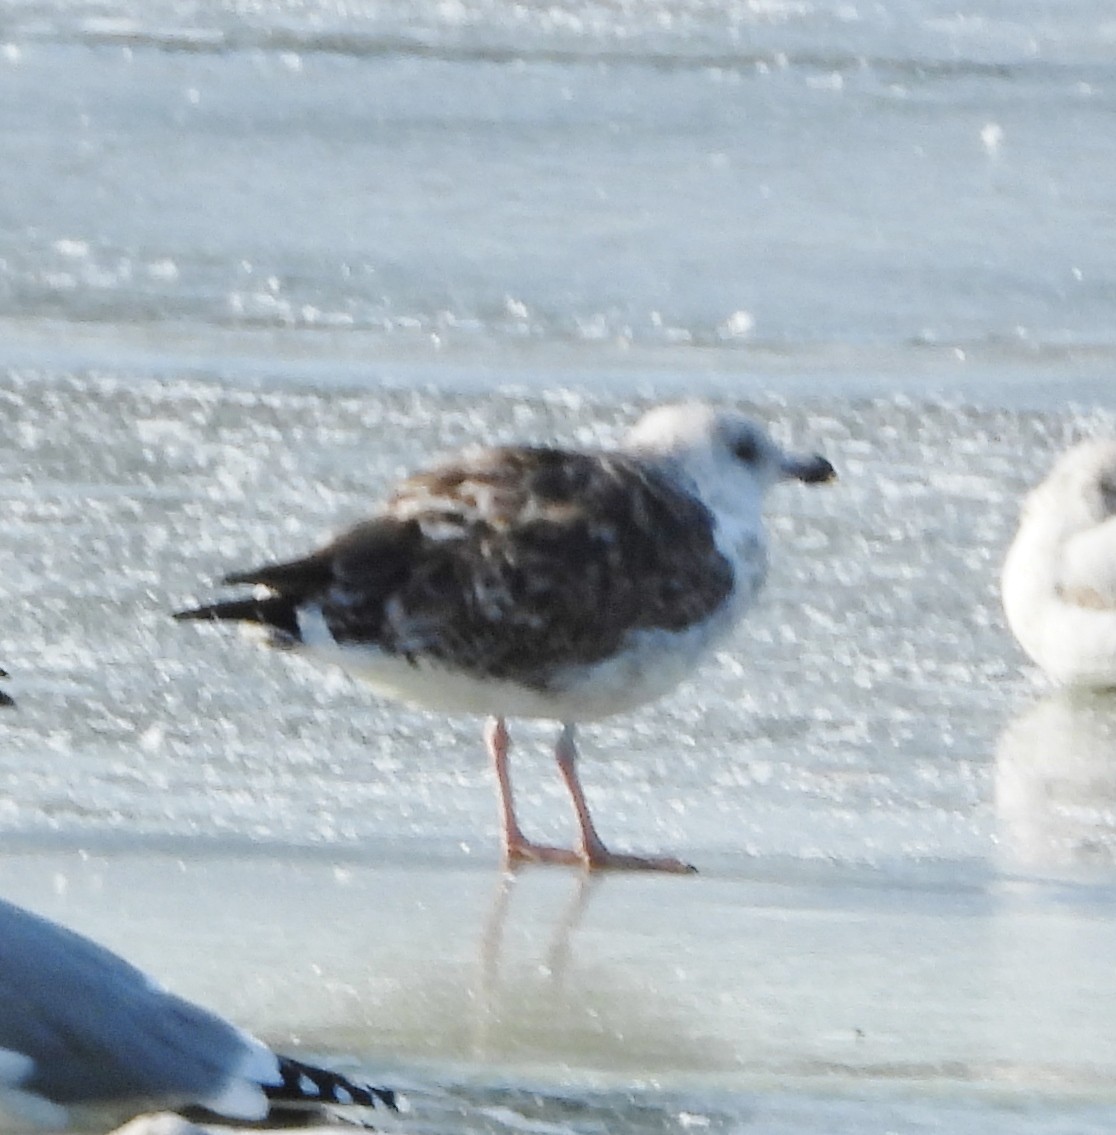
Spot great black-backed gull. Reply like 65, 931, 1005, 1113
1003, 439, 1116, 686
0, 897, 396, 1128
176, 402, 835, 873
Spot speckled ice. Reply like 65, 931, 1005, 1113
3, 0, 1116, 1128
4, 371, 1116, 1135
0, 373, 1066, 864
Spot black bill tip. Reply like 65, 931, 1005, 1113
792, 454, 837, 485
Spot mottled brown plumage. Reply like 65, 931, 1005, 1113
344, 448, 732, 685
179, 447, 735, 690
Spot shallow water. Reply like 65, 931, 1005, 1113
3, 0, 1116, 1130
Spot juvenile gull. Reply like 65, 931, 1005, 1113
176, 402, 835, 873
1003, 439, 1116, 686
0, 897, 397, 1128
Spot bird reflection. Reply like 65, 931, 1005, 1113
472, 871, 598, 1054
479, 871, 597, 993
995, 689, 1116, 869
352, 868, 731, 1075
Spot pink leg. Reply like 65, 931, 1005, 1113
484, 716, 582, 868
554, 724, 696, 874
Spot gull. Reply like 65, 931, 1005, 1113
0, 897, 396, 1129
1003, 439, 1116, 687
175, 402, 835, 873
0, 667, 11, 708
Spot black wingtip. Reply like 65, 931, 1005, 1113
221, 550, 335, 594
269, 1056, 398, 1114
172, 602, 221, 622
173, 597, 303, 641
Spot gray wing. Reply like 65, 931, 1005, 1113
0, 900, 270, 1111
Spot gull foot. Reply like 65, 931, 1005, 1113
582, 848, 697, 874
504, 837, 588, 869
504, 836, 696, 874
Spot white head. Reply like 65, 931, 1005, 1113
1023, 439, 1116, 533
624, 402, 835, 494
622, 403, 835, 559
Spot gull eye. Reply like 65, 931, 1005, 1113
1100, 474, 1116, 517
731, 433, 759, 463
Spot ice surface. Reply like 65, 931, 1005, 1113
2, 0, 1116, 1128
3, 372, 1116, 1134
0, 374, 1059, 866
4, 851, 1116, 1135
1, 0, 1115, 365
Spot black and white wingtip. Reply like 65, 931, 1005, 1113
0, 667, 13, 707
186, 1044, 399, 1129
266, 1056, 399, 1117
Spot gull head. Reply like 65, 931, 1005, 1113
1023, 439, 1116, 532
624, 402, 835, 496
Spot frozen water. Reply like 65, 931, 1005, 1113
0, 374, 1043, 864
0, 0, 1115, 368
2, 0, 1116, 1129
3, 371, 1116, 1134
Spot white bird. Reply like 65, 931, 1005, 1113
1003, 439, 1116, 687
176, 402, 835, 873
0, 897, 396, 1129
